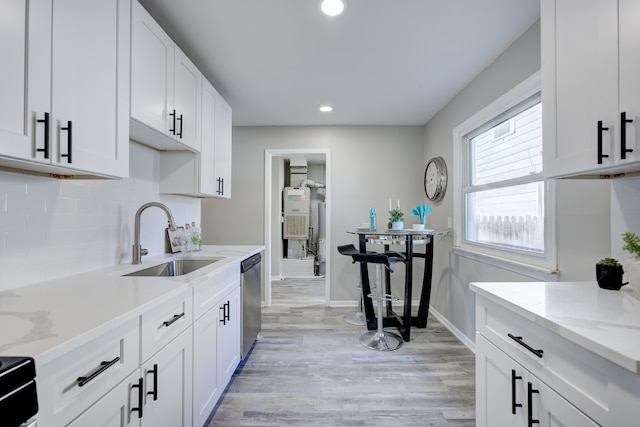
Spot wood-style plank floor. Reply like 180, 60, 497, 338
207, 277, 476, 426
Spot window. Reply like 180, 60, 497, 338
453, 72, 556, 273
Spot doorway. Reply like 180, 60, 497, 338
264, 149, 331, 307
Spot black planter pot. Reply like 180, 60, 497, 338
596, 264, 627, 290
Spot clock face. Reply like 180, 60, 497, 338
424, 157, 447, 202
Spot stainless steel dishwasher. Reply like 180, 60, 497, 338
240, 253, 262, 359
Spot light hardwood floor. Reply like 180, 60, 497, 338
207, 278, 476, 426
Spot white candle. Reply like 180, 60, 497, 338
389, 199, 392, 210
397, 199, 400, 209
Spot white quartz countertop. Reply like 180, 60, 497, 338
470, 281, 640, 373
0, 245, 263, 365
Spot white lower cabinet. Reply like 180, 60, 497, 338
193, 307, 220, 427
67, 328, 193, 427
67, 371, 139, 427
36, 266, 243, 427
217, 286, 241, 386
192, 267, 241, 427
476, 334, 598, 427
139, 327, 193, 427
475, 293, 640, 426
37, 318, 140, 427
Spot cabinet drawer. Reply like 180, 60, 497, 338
141, 290, 193, 362
477, 296, 629, 425
193, 265, 239, 319
37, 317, 139, 427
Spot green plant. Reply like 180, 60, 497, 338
597, 257, 621, 267
389, 208, 404, 223
622, 232, 640, 257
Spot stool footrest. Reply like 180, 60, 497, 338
367, 293, 398, 302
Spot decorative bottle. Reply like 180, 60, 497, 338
191, 221, 202, 251
182, 223, 192, 252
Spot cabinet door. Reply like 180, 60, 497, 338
141, 327, 193, 427
51, 0, 129, 177
193, 307, 221, 427
218, 286, 241, 385
67, 371, 141, 427
199, 78, 218, 196
618, 0, 640, 165
0, 0, 51, 162
130, 0, 173, 135
530, 380, 599, 427
543, 0, 618, 177
476, 334, 525, 427
213, 92, 232, 198
173, 47, 201, 151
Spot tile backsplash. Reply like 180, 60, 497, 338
0, 143, 200, 290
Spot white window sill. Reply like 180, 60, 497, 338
452, 247, 559, 282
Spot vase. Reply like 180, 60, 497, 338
595, 264, 625, 290
624, 256, 640, 299
391, 221, 404, 230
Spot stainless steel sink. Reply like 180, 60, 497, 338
123, 258, 221, 277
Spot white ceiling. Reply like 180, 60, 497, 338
138, 0, 540, 127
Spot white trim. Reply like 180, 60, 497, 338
328, 300, 360, 308
264, 148, 332, 307
452, 71, 557, 272
452, 248, 559, 282
428, 306, 476, 354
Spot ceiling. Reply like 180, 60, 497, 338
138, 0, 540, 127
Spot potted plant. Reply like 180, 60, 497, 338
595, 257, 626, 290
622, 232, 640, 298
388, 208, 404, 230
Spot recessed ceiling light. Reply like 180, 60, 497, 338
320, 0, 345, 16
319, 106, 333, 112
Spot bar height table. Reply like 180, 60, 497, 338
346, 228, 447, 341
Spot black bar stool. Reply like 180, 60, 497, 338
351, 252, 403, 351
337, 244, 371, 326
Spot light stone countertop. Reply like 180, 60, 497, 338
0, 245, 264, 365
470, 281, 640, 373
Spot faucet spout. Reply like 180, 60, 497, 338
132, 202, 178, 264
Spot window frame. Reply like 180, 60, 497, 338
452, 71, 558, 275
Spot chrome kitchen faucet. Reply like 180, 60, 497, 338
132, 202, 178, 264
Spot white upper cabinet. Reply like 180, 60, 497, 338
0, 0, 130, 178
159, 77, 233, 198
130, 0, 201, 152
0, 0, 50, 163
213, 86, 233, 198
542, 0, 640, 178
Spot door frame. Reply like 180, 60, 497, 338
264, 148, 331, 306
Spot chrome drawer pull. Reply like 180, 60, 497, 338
76, 356, 120, 387
163, 312, 185, 327
508, 333, 544, 358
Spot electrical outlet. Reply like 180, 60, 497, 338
447, 216, 453, 229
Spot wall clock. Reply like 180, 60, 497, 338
424, 156, 447, 202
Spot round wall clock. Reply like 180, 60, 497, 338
424, 156, 447, 202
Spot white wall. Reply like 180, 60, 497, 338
423, 20, 612, 342
612, 176, 640, 261
201, 126, 425, 302
0, 143, 200, 290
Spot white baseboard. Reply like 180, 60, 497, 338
329, 300, 359, 308
428, 306, 476, 354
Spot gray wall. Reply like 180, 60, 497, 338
423, 20, 611, 342
202, 19, 612, 345
202, 126, 425, 302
